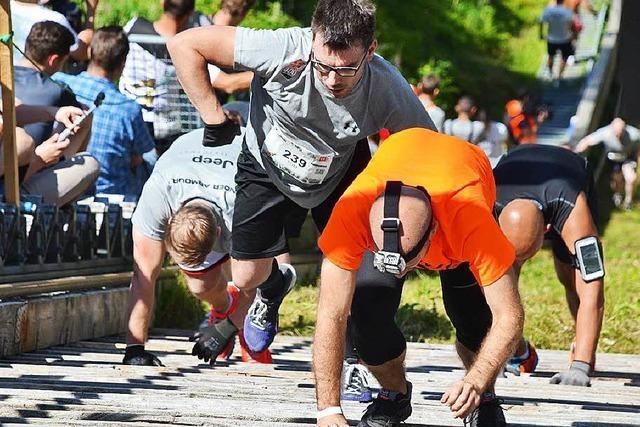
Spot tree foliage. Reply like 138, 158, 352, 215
93, 0, 548, 115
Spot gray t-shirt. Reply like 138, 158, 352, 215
541, 6, 574, 44
234, 27, 435, 208
589, 124, 640, 157
131, 128, 242, 253
426, 105, 446, 133
443, 118, 485, 143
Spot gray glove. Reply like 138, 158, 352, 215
550, 360, 591, 386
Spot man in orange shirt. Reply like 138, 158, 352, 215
313, 128, 524, 427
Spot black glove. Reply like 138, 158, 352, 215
190, 318, 238, 365
202, 118, 241, 147
550, 360, 591, 386
123, 344, 164, 366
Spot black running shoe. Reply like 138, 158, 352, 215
358, 381, 412, 427
464, 392, 506, 427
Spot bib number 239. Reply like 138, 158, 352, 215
263, 125, 334, 185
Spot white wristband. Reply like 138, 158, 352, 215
316, 406, 343, 419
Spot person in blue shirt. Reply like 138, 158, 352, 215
55, 26, 156, 196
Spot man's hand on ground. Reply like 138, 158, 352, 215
316, 414, 349, 427
191, 318, 238, 365
123, 345, 164, 366
550, 361, 591, 386
441, 379, 482, 419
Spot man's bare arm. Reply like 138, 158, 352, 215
168, 26, 237, 125
313, 259, 356, 410
561, 193, 604, 365
212, 71, 253, 94
126, 230, 166, 345
466, 268, 524, 391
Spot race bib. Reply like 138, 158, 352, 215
262, 124, 334, 185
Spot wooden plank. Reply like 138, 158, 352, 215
0, 0, 19, 205
0, 332, 638, 426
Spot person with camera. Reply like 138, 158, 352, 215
313, 127, 522, 427
575, 118, 639, 210
493, 144, 604, 386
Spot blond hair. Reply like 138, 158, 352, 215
165, 203, 217, 267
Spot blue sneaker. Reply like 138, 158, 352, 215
341, 362, 373, 402
243, 263, 297, 352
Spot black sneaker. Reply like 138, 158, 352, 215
464, 392, 506, 427
358, 381, 412, 427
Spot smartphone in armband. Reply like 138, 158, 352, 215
574, 236, 605, 282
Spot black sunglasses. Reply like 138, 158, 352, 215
310, 50, 368, 77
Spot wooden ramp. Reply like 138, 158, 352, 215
0, 330, 638, 426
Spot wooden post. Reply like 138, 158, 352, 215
0, 0, 20, 206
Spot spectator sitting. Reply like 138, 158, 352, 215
120, 0, 252, 152
54, 26, 157, 197
15, 21, 91, 151
443, 96, 484, 143
1, 104, 99, 206
576, 118, 640, 210
11, 0, 96, 63
416, 74, 445, 132
474, 109, 509, 168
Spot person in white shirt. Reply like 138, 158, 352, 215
11, 0, 96, 63
539, 0, 575, 83
475, 109, 508, 168
416, 74, 445, 132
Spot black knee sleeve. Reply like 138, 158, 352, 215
350, 255, 406, 365
440, 264, 492, 353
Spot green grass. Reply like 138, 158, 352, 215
276, 208, 640, 354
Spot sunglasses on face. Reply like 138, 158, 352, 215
310, 50, 368, 77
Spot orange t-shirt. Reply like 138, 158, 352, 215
318, 128, 515, 286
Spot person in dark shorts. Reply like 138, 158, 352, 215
494, 144, 604, 386
540, 0, 575, 84
168, 0, 434, 372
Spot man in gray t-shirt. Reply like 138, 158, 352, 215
576, 118, 640, 209
123, 128, 279, 367
169, 0, 435, 379
443, 96, 484, 143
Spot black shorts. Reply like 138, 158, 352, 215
231, 139, 371, 259
546, 164, 600, 265
547, 41, 574, 60
350, 261, 492, 365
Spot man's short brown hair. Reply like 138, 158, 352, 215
165, 204, 218, 267
420, 74, 440, 95
25, 21, 75, 64
89, 26, 129, 73
220, 0, 256, 18
164, 0, 195, 19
